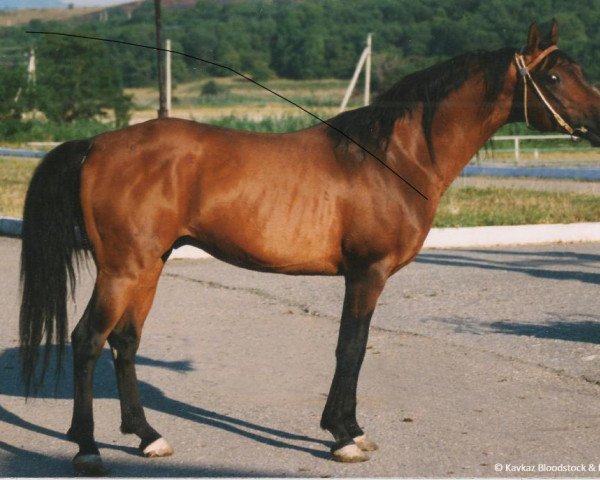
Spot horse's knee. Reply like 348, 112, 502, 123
71, 326, 105, 365
108, 323, 140, 360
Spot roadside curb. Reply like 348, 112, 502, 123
423, 222, 600, 249
0, 217, 22, 238
2, 216, 599, 258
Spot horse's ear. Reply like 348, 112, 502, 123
526, 21, 541, 53
545, 18, 559, 46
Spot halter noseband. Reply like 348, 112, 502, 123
514, 45, 587, 137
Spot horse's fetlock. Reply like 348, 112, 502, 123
120, 422, 137, 434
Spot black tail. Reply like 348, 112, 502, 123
19, 139, 92, 395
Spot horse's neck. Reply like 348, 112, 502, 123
435, 69, 518, 189
390, 66, 518, 195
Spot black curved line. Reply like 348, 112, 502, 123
26, 30, 428, 200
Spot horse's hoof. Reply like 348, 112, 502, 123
332, 443, 370, 463
353, 434, 379, 452
72, 453, 108, 476
142, 437, 174, 457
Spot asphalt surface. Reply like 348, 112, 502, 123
1, 236, 600, 477
452, 176, 600, 195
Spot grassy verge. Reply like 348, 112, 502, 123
434, 186, 600, 227
1, 157, 598, 227
0, 158, 37, 217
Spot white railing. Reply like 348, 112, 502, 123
484, 134, 577, 163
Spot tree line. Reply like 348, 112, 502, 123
1, 0, 599, 124
55, 0, 600, 85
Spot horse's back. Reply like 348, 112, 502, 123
81, 118, 351, 273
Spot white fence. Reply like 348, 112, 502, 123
480, 134, 597, 164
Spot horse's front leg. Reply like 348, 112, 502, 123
320, 265, 387, 462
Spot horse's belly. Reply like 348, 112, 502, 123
194, 227, 343, 274
204, 243, 342, 275
188, 189, 344, 275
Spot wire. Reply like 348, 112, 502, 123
26, 30, 428, 200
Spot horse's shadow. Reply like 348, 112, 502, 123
0, 345, 331, 467
415, 248, 600, 285
0, 436, 294, 477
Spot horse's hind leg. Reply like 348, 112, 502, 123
66, 291, 103, 474
67, 263, 166, 474
107, 261, 173, 457
67, 273, 137, 474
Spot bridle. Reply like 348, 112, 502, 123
514, 45, 588, 137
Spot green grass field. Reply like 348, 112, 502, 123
0, 158, 37, 218
129, 77, 352, 124
1, 156, 598, 226
435, 186, 600, 227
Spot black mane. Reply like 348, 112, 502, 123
327, 47, 516, 157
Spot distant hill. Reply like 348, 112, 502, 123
0, 0, 63, 9
0, 0, 198, 26
0, 0, 134, 10
0, 5, 104, 26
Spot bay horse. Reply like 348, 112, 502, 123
19, 20, 600, 474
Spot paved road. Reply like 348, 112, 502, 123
1, 236, 600, 477
453, 176, 600, 195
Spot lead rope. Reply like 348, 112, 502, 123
514, 46, 588, 139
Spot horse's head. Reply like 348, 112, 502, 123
515, 20, 600, 146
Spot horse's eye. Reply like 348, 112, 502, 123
548, 73, 560, 84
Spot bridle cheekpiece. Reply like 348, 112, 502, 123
514, 45, 588, 137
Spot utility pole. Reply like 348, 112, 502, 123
27, 48, 36, 85
14, 48, 36, 107
364, 33, 372, 106
165, 38, 172, 116
339, 33, 373, 112
154, 0, 168, 118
